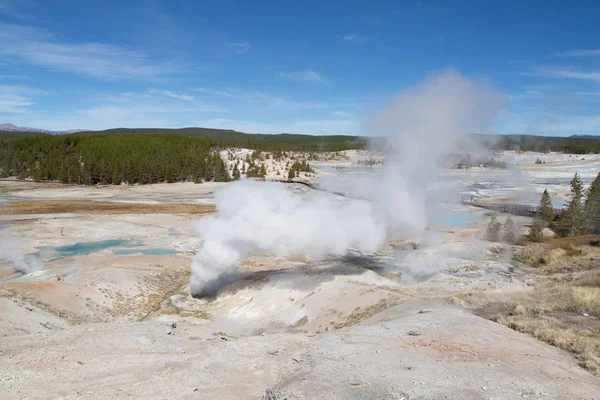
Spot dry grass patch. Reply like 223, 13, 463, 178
493, 313, 600, 372
455, 237, 600, 373
0, 200, 216, 215
514, 235, 600, 273
574, 270, 600, 288
457, 284, 600, 373
548, 235, 600, 249
333, 296, 403, 329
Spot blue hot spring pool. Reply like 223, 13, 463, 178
38, 239, 143, 260
443, 212, 484, 227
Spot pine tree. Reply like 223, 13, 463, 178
503, 216, 517, 244
538, 189, 554, 225
584, 172, 600, 233
556, 172, 586, 237
232, 164, 240, 180
527, 218, 544, 242
486, 215, 502, 242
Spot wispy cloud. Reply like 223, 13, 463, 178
553, 49, 600, 57
0, 74, 29, 80
527, 66, 600, 85
509, 90, 546, 101
148, 89, 195, 101
0, 85, 44, 113
278, 70, 331, 85
0, 23, 185, 80
230, 42, 251, 54
574, 91, 600, 97
194, 87, 243, 98
331, 110, 353, 118
17, 90, 226, 131
530, 114, 600, 135
338, 33, 367, 44
194, 87, 348, 110
101, 91, 222, 112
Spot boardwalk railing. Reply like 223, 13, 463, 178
461, 195, 563, 219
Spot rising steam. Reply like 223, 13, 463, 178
190, 181, 384, 296
0, 235, 43, 274
190, 69, 505, 296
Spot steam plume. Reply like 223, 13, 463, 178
0, 235, 43, 274
190, 181, 384, 296
366, 68, 505, 235
190, 69, 505, 296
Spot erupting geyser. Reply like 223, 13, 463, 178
190, 68, 505, 296
190, 180, 385, 296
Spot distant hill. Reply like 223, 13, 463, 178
4, 124, 600, 154
76, 127, 369, 152
570, 134, 600, 139
0, 123, 85, 135
468, 133, 600, 154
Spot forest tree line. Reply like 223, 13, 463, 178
487, 172, 600, 244
471, 134, 600, 154
4, 129, 600, 154
76, 127, 368, 152
528, 172, 600, 239
0, 133, 230, 185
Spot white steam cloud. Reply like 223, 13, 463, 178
366, 69, 505, 236
190, 181, 384, 296
190, 69, 505, 296
0, 235, 43, 274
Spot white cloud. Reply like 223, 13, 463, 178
278, 70, 331, 85
509, 90, 546, 101
331, 110, 353, 117
0, 74, 29, 80
230, 42, 251, 54
339, 33, 366, 44
553, 49, 600, 57
148, 89, 195, 101
531, 114, 600, 134
528, 67, 600, 85
194, 87, 244, 98
14, 90, 225, 131
0, 23, 185, 80
0, 85, 44, 113
194, 87, 344, 110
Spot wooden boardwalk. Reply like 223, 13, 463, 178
461, 195, 563, 219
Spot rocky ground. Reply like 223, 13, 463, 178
0, 151, 599, 399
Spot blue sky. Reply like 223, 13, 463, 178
1, 0, 599, 136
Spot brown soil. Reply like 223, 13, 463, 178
0, 200, 216, 215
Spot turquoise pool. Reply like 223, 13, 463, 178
38, 239, 143, 260
443, 212, 483, 227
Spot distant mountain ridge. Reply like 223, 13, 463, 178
0, 123, 84, 134
570, 134, 600, 139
